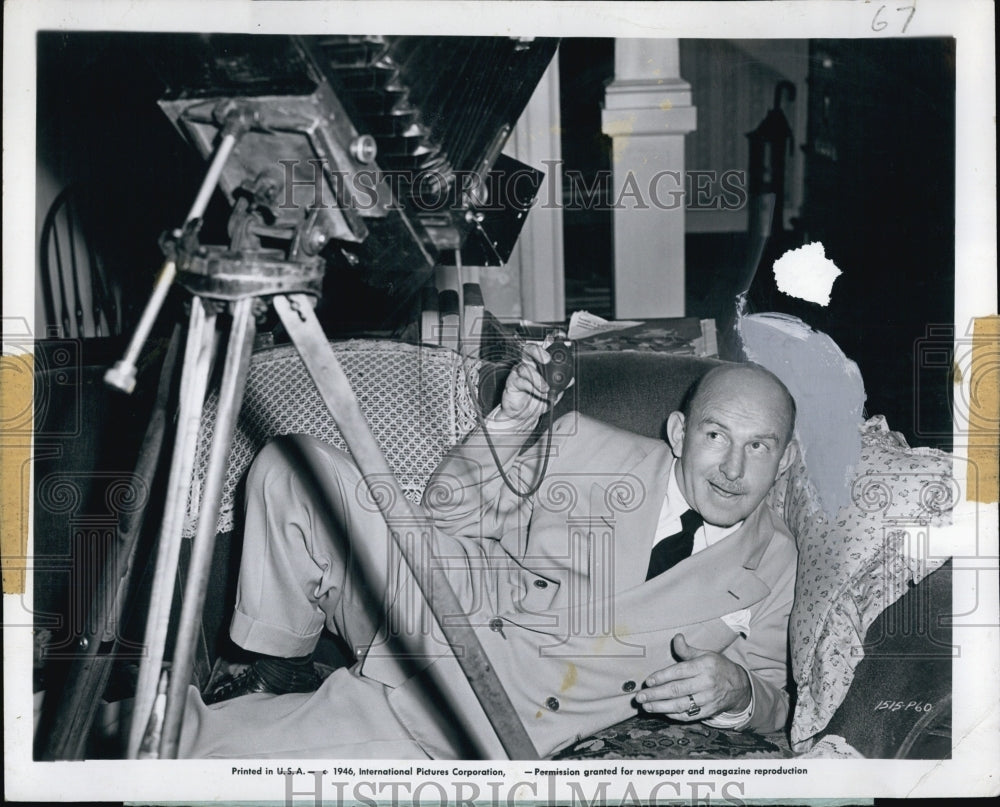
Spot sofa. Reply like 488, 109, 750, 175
186, 335, 955, 760
33, 334, 957, 760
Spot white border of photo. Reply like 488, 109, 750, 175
4, 1, 996, 802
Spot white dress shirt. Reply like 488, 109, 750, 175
652, 459, 755, 729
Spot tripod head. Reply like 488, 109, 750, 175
104, 91, 361, 393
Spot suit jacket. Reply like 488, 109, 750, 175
360, 413, 797, 759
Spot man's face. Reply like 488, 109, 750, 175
667, 369, 796, 528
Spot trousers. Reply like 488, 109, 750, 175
178, 433, 492, 759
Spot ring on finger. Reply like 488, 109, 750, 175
685, 694, 701, 717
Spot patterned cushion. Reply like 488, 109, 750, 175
777, 416, 955, 751
551, 715, 792, 760
183, 339, 480, 538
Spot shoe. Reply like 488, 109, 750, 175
202, 661, 323, 705
202, 665, 274, 705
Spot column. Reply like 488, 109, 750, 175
602, 39, 696, 319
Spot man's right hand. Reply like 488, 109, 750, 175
496, 342, 560, 428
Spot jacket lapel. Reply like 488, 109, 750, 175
589, 443, 673, 588
573, 489, 778, 635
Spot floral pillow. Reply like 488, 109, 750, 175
769, 416, 955, 752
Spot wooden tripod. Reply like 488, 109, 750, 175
66, 111, 538, 760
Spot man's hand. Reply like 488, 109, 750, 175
497, 342, 561, 427
634, 634, 752, 721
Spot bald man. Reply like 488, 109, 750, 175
181, 356, 799, 759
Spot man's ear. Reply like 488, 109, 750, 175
777, 438, 798, 476
666, 411, 686, 457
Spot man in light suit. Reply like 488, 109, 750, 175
180, 350, 798, 759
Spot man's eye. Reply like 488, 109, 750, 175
706, 431, 723, 441
749, 441, 769, 452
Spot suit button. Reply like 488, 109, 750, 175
545, 697, 560, 712
488, 618, 503, 632
533, 579, 548, 589
622, 680, 636, 693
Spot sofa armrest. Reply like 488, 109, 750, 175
185, 339, 480, 538
817, 559, 953, 759
783, 416, 956, 752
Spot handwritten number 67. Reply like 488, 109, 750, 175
873, 5, 917, 34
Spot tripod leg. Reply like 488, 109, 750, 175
41, 326, 183, 761
159, 297, 257, 759
273, 293, 538, 760
126, 298, 218, 759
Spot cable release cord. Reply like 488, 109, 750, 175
479, 393, 558, 500
463, 360, 560, 500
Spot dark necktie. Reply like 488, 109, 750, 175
646, 509, 703, 580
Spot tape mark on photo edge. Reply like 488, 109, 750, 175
1, 352, 32, 595
967, 316, 999, 503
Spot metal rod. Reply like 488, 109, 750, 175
274, 293, 538, 760
105, 132, 239, 394
159, 298, 257, 758
126, 299, 217, 758
185, 132, 239, 224
104, 260, 177, 394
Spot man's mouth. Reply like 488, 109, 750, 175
708, 480, 743, 499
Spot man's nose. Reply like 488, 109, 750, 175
720, 446, 745, 480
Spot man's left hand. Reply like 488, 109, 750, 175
635, 634, 752, 721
